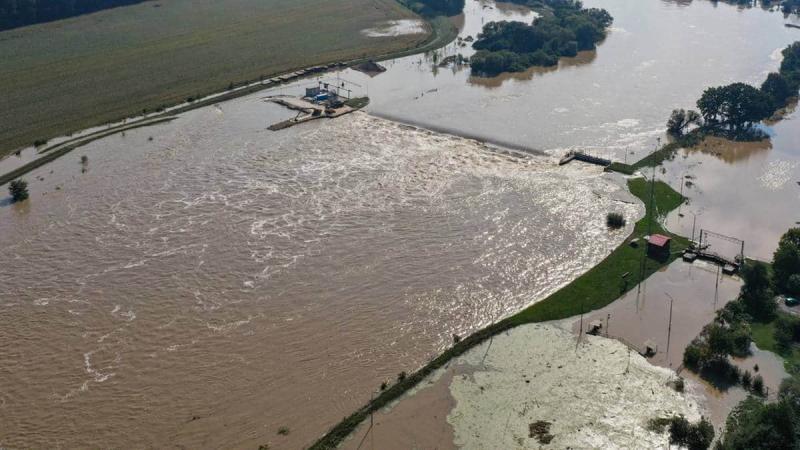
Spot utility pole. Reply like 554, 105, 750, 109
577, 298, 585, 352
714, 264, 721, 308
665, 292, 675, 365
370, 392, 375, 450
647, 137, 660, 237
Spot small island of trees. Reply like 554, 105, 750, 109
470, 0, 613, 76
667, 41, 800, 141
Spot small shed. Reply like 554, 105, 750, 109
647, 234, 671, 259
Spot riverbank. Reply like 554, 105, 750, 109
0, 0, 460, 159
310, 173, 687, 449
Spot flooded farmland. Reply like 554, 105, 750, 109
2, 0, 800, 448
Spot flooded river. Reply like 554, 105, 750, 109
2, 0, 800, 448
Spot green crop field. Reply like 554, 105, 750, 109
0, 0, 431, 157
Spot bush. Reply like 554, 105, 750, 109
669, 415, 690, 444
675, 377, 685, 393
740, 262, 776, 321
683, 342, 704, 370
277, 426, 290, 436
752, 375, 765, 396
397, 371, 407, 382
668, 415, 714, 450
686, 417, 714, 450
788, 274, 800, 297
775, 314, 800, 353
9, 179, 29, 202
667, 109, 702, 136
742, 370, 753, 388
606, 212, 626, 229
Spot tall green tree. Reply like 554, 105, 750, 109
716, 398, 798, 450
739, 262, 775, 321
666, 109, 702, 136
697, 83, 773, 131
774, 228, 800, 294
761, 72, 794, 110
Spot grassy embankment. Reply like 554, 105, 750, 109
0, 0, 458, 159
309, 176, 686, 449
752, 314, 800, 373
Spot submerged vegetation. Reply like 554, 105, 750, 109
647, 415, 714, 450
8, 179, 29, 203
399, 0, 464, 16
606, 212, 626, 229
470, 0, 612, 75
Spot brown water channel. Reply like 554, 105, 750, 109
2, 0, 800, 448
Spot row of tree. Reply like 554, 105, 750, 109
469, 0, 612, 75
667, 42, 800, 139
0, 0, 147, 31
399, 0, 464, 16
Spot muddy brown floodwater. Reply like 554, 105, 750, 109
664, 115, 800, 260
2, 0, 800, 448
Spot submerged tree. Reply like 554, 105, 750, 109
666, 109, 702, 136
740, 262, 776, 321
761, 72, 794, 110
8, 179, 29, 203
697, 83, 772, 132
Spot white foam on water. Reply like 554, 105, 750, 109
448, 324, 702, 449
758, 159, 798, 190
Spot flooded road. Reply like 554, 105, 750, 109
2, 0, 800, 448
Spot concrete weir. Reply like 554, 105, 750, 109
558, 150, 612, 167
266, 95, 362, 130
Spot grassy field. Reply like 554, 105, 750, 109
752, 314, 800, 374
0, 0, 433, 157
310, 176, 687, 449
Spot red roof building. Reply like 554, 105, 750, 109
647, 234, 672, 259
648, 234, 671, 248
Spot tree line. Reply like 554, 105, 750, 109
398, 0, 464, 16
0, 0, 147, 31
469, 0, 612, 75
667, 42, 800, 140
